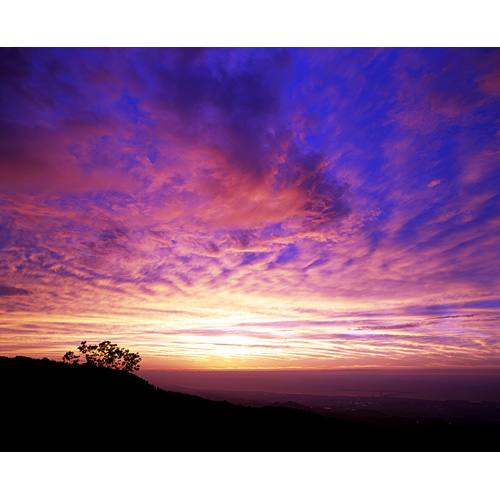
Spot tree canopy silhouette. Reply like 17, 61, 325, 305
62, 341, 141, 372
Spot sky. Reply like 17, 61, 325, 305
1, 47, 500, 373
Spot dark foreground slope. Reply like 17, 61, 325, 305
2, 356, 498, 451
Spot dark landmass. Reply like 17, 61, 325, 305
171, 387, 500, 423
2, 356, 500, 451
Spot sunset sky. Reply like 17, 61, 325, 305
1, 47, 500, 372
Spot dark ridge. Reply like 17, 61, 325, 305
2, 356, 499, 451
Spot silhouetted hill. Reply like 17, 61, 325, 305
2, 356, 499, 451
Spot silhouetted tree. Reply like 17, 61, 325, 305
62, 341, 141, 372
62, 351, 80, 364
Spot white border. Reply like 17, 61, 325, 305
2, 0, 500, 47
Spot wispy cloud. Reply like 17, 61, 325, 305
0, 285, 30, 296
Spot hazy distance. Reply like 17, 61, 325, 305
140, 368, 500, 402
